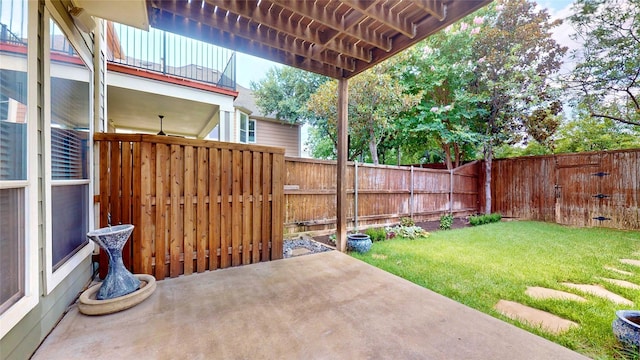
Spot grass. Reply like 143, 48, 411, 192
350, 221, 640, 359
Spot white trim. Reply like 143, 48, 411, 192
0, 1, 39, 339
43, 9, 94, 296
0, 181, 29, 189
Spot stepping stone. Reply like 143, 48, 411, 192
494, 300, 579, 334
600, 278, 640, 290
525, 287, 586, 302
604, 266, 634, 276
620, 259, 640, 267
561, 283, 633, 306
291, 248, 312, 256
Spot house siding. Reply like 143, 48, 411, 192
0, 2, 94, 358
255, 118, 300, 157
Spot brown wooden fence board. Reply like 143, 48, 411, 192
183, 146, 195, 275
95, 134, 285, 279
196, 147, 208, 273
154, 144, 168, 280
208, 147, 221, 270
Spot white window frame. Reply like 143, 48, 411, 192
239, 112, 256, 144
43, 5, 95, 295
0, 2, 39, 339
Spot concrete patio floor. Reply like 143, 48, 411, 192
33, 251, 588, 359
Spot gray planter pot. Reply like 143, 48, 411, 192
347, 233, 372, 253
612, 310, 640, 350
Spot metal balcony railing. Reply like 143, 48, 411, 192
107, 22, 236, 91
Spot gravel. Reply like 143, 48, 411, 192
283, 237, 334, 258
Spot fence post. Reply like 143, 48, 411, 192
354, 160, 359, 232
449, 168, 454, 214
410, 165, 414, 219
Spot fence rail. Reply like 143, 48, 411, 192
94, 133, 284, 279
485, 149, 640, 230
284, 158, 480, 234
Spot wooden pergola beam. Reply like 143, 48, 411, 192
349, 0, 416, 39
414, 0, 448, 21
271, 0, 389, 53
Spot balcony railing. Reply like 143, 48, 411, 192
107, 22, 236, 91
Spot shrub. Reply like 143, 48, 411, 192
385, 225, 429, 240
440, 214, 454, 230
469, 213, 502, 226
365, 227, 387, 242
328, 234, 336, 245
400, 217, 415, 227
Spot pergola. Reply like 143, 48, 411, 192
108, 0, 493, 251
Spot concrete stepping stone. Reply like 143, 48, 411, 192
561, 283, 633, 306
604, 266, 634, 276
620, 259, 640, 267
525, 287, 586, 302
494, 300, 579, 334
599, 278, 640, 290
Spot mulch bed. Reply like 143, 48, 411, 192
312, 217, 470, 247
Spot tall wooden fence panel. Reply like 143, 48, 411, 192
284, 158, 480, 234
485, 149, 640, 230
95, 133, 284, 279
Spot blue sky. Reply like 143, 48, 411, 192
235, 0, 577, 88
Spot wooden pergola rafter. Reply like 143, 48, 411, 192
145, 0, 492, 251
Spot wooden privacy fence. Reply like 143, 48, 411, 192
284, 158, 480, 234
486, 149, 640, 230
94, 133, 284, 279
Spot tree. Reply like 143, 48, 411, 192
398, 19, 487, 169
568, 0, 640, 126
251, 66, 329, 124
306, 63, 416, 164
555, 105, 640, 152
473, 0, 567, 213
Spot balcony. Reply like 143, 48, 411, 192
106, 21, 236, 91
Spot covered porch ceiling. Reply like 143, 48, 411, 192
145, 0, 493, 79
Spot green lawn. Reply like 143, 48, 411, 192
351, 221, 640, 359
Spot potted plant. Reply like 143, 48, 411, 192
612, 310, 640, 350
346, 232, 372, 253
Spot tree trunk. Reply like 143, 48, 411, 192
369, 128, 379, 165
396, 147, 401, 165
453, 143, 461, 168
483, 142, 492, 215
442, 143, 453, 170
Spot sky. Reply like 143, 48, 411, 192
235, 0, 579, 89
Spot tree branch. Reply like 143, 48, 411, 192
591, 112, 640, 126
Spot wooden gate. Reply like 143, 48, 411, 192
554, 153, 602, 227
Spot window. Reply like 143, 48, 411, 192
239, 113, 255, 143
47, 18, 91, 273
0, 0, 29, 316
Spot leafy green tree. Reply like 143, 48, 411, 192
473, 0, 567, 213
397, 21, 487, 169
251, 66, 329, 123
306, 63, 416, 164
555, 106, 640, 152
568, 0, 640, 126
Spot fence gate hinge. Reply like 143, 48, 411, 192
593, 216, 611, 221
592, 193, 610, 199
592, 172, 610, 177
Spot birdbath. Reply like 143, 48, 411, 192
87, 224, 140, 300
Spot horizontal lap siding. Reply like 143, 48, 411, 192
95, 134, 285, 278
255, 120, 300, 157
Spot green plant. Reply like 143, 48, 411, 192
328, 234, 336, 245
469, 213, 502, 226
386, 225, 428, 240
365, 227, 387, 242
400, 217, 415, 227
440, 214, 454, 230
